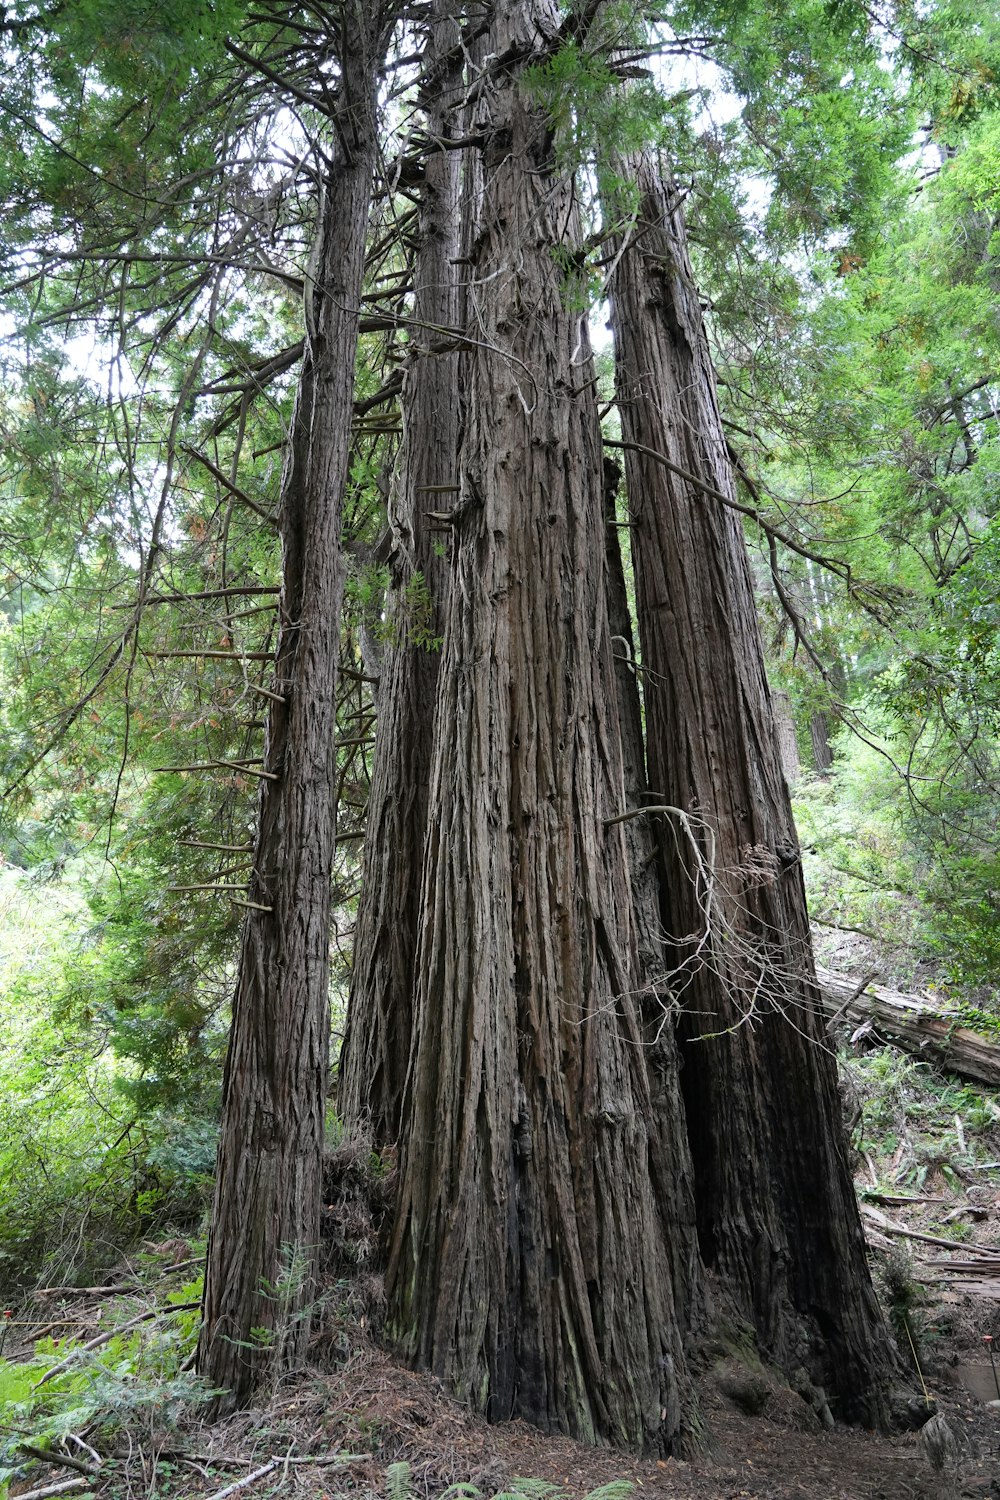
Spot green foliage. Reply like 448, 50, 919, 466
0, 867, 217, 1290
0, 1304, 213, 1498
754, 76, 1000, 991
254, 1243, 314, 1371
344, 563, 442, 654
387, 1460, 412, 1500
524, 26, 694, 305
850, 1043, 1000, 1169
795, 691, 1000, 989
382, 1463, 634, 1500
526, 26, 675, 173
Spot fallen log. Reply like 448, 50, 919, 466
816, 965, 1000, 1090
860, 1203, 1000, 1255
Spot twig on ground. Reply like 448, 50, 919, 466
32, 1303, 200, 1389
12, 1479, 91, 1500
20, 1443, 101, 1477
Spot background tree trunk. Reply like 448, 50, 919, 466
773, 691, 801, 785
197, 26, 383, 1409
604, 460, 703, 1335
810, 711, 834, 775
385, 2, 695, 1453
338, 1, 463, 1146
610, 152, 892, 1422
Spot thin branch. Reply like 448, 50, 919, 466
33, 1304, 200, 1389
181, 445, 278, 525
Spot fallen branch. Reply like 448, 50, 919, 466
925, 1257, 1000, 1276
198, 1453, 360, 1494
12, 1480, 91, 1500
161, 1255, 205, 1276
35, 1284, 132, 1297
33, 1303, 200, 1389
203, 1460, 281, 1500
861, 1203, 1000, 1256
20, 1443, 101, 1477
861, 1191, 948, 1208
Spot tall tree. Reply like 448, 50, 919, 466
197, 2, 399, 1406
609, 152, 891, 1420
0, 0, 917, 1440
338, 0, 464, 1145
384, 0, 696, 1451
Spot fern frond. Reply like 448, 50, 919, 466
386, 1459, 412, 1500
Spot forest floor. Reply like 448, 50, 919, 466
7, 1153, 1000, 1500
6, 931, 1000, 1500
4, 1281, 1000, 1500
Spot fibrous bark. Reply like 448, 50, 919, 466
772, 691, 801, 785
810, 711, 834, 775
604, 460, 702, 1334
198, 11, 390, 1408
385, 2, 694, 1453
339, 0, 464, 1146
610, 152, 892, 1421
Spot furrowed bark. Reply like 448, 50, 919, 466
385, 3, 694, 1453
604, 457, 659, 972
339, 0, 464, 1146
197, 14, 387, 1409
609, 152, 892, 1421
605, 459, 702, 1337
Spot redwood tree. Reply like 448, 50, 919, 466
0, 0, 904, 1442
384, 0, 695, 1451
197, 3, 398, 1405
609, 152, 892, 1420
338, 0, 464, 1145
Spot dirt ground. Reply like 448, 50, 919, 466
190, 1335, 1000, 1500
9, 1103, 1000, 1500
7, 1303, 1000, 1500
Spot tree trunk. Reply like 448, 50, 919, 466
338, 2, 463, 1146
604, 458, 659, 970
810, 711, 834, 775
197, 21, 384, 1409
385, 3, 695, 1452
773, 691, 801, 785
609, 152, 892, 1422
604, 460, 703, 1335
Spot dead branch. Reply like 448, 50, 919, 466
33, 1303, 200, 1389
19, 1445, 101, 1478
9, 1480, 90, 1500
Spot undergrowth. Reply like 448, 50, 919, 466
0, 868, 216, 1294
0, 1280, 208, 1498
384, 1467, 634, 1500
849, 1045, 1000, 1192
